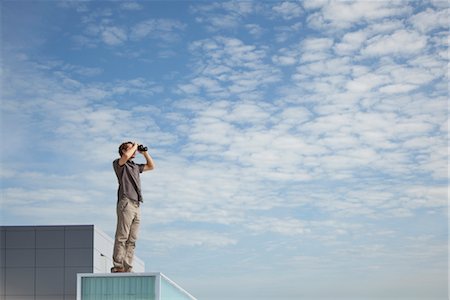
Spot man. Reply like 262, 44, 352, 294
111, 141, 155, 273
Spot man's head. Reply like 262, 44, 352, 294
118, 141, 136, 158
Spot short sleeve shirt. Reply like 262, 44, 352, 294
113, 159, 145, 202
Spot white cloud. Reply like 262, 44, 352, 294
299, 37, 334, 63
221, 0, 256, 16
346, 73, 389, 93
307, 1, 412, 30
334, 29, 367, 55
190, 0, 260, 31
274, 22, 303, 43
180, 36, 281, 96
362, 29, 427, 57
142, 229, 237, 250
204, 14, 241, 30
298, 57, 352, 77
130, 19, 186, 42
272, 1, 303, 20
55, 62, 103, 77
246, 217, 311, 236
120, 2, 143, 11
245, 24, 264, 38
73, 13, 186, 50
57, 0, 89, 12
410, 7, 449, 33
302, 0, 328, 10
73, 18, 129, 47
333, 19, 406, 56
130, 20, 157, 39
272, 48, 299, 66
100, 25, 127, 45
272, 55, 297, 66
225, 101, 273, 124
379, 83, 418, 94
383, 65, 438, 86
302, 37, 334, 52
193, 76, 224, 93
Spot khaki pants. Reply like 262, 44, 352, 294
113, 197, 141, 271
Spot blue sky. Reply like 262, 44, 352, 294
0, 1, 448, 299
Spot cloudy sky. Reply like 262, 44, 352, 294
1, 1, 448, 299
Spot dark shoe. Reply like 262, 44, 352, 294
111, 267, 125, 273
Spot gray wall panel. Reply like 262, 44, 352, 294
36, 228, 64, 249
36, 296, 64, 300
65, 248, 93, 267
0, 230, 5, 269
0, 268, 4, 298
36, 249, 64, 267
0, 229, 5, 247
64, 294, 76, 300
5, 230, 35, 249
36, 267, 64, 295
65, 227, 93, 249
5, 267, 35, 296
5, 249, 35, 267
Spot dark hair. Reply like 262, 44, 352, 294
118, 141, 133, 156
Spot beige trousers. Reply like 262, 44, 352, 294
113, 197, 141, 271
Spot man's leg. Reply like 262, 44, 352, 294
112, 197, 134, 272
124, 201, 141, 272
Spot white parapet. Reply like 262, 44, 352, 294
77, 272, 197, 300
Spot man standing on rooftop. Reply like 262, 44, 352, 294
111, 141, 155, 273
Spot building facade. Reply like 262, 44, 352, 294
0, 225, 144, 300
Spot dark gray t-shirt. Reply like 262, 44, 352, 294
113, 159, 145, 202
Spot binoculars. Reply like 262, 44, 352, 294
137, 145, 148, 152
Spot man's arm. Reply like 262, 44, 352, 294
141, 150, 155, 171
118, 143, 138, 166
